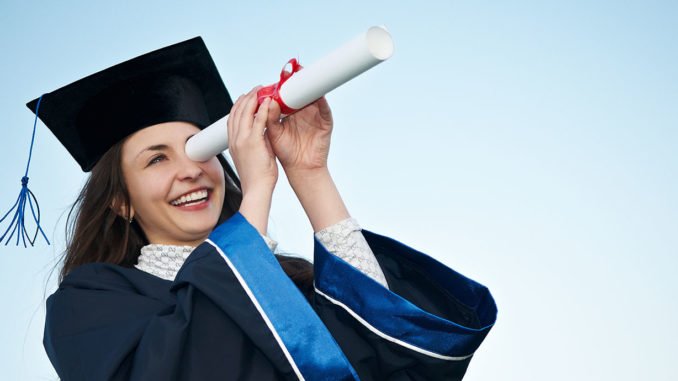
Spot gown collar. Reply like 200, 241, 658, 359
135, 243, 195, 281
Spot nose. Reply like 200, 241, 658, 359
176, 154, 203, 181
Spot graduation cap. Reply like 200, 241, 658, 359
27, 36, 233, 172
2, 36, 233, 246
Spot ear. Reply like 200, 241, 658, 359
111, 198, 134, 220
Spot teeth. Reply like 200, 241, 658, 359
171, 189, 208, 206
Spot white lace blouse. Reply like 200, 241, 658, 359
135, 217, 389, 288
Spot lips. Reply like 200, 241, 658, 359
170, 188, 210, 207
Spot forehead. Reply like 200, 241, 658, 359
123, 121, 200, 154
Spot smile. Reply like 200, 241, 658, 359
170, 189, 210, 207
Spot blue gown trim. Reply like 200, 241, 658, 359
313, 229, 497, 359
207, 212, 359, 381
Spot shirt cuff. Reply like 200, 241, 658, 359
260, 234, 278, 252
315, 217, 388, 288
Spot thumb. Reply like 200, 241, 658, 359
315, 96, 332, 123
266, 99, 284, 140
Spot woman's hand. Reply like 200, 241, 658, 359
265, 97, 350, 232
227, 87, 277, 234
265, 96, 333, 178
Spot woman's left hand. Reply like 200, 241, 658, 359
265, 97, 350, 232
265, 97, 333, 176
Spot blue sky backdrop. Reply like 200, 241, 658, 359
1, 1, 677, 380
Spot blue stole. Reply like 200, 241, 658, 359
206, 213, 358, 381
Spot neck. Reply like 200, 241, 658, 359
147, 238, 203, 247
142, 229, 208, 248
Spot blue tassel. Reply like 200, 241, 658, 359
0, 94, 50, 247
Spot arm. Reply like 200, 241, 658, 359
312, 228, 497, 380
264, 96, 340, 231
230, 89, 385, 288
44, 241, 290, 380
264, 97, 496, 379
227, 88, 277, 236
265, 98, 388, 287
286, 167, 348, 232
45, 213, 357, 381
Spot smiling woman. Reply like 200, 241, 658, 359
58, 122, 243, 281
30, 37, 497, 380
121, 122, 226, 247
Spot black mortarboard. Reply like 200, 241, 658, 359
26, 36, 233, 172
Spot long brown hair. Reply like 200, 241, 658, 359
61, 138, 313, 298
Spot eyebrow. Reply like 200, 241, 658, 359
136, 144, 169, 159
135, 134, 195, 159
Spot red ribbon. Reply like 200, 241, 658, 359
257, 58, 303, 115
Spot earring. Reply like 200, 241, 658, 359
129, 217, 133, 224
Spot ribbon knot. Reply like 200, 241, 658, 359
21, 176, 29, 186
257, 58, 303, 115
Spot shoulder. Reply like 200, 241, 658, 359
45, 262, 175, 338
50, 262, 174, 309
60, 262, 164, 290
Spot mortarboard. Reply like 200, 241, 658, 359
26, 36, 233, 172
2, 36, 232, 246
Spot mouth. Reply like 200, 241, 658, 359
170, 188, 211, 208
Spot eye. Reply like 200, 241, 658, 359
146, 154, 167, 167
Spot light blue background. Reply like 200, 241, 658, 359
1, 1, 676, 380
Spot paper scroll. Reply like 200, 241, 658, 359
186, 26, 394, 162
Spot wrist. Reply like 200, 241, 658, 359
286, 168, 350, 232
285, 167, 331, 189
240, 176, 276, 197
239, 187, 274, 236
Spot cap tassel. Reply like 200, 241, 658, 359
0, 94, 50, 247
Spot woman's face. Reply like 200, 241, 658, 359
121, 121, 225, 246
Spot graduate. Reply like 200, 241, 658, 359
27, 37, 496, 380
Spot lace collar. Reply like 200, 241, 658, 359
135, 244, 195, 281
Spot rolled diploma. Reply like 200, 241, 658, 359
186, 25, 394, 162
184, 115, 228, 162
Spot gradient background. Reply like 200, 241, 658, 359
1, 1, 676, 380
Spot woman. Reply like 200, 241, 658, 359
32, 37, 496, 380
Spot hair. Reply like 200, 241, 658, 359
61, 138, 314, 299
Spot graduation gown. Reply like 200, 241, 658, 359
44, 213, 496, 380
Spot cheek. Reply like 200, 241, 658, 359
205, 160, 226, 188
127, 171, 173, 207
204, 161, 226, 210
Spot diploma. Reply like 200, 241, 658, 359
186, 26, 394, 162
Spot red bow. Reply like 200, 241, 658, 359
256, 58, 303, 115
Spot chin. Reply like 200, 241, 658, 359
179, 218, 219, 237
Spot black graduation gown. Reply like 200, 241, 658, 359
44, 213, 496, 380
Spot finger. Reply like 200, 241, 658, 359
235, 91, 256, 136
234, 88, 258, 126
241, 86, 263, 125
229, 94, 247, 149
232, 93, 246, 119
253, 97, 270, 137
265, 99, 284, 140
315, 96, 332, 122
227, 112, 234, 151
266, 99, 282, 127
235, 87, 261, 136
263, 132, 277, 159
230, 93, 246, 141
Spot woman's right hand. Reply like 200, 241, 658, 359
227, 87, 277, 235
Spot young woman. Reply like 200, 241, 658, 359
32, 37, 496, 380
